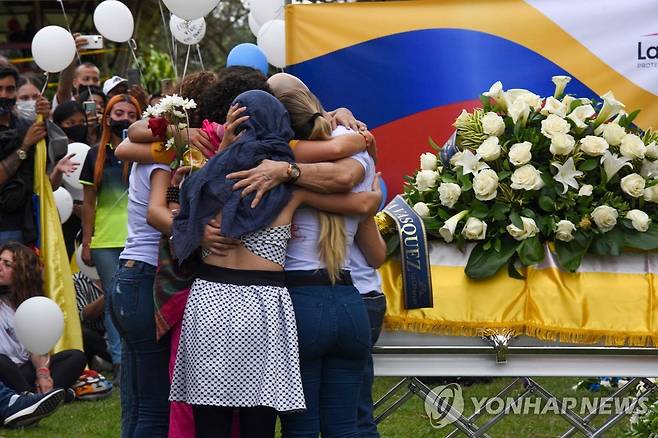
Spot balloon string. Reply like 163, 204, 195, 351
180, 45, 191, 95
158, 0, 177, 78
56, 0, 93, 103
40, 73, 49, 95
196, 44, 205, 71
128, 39, 145, 86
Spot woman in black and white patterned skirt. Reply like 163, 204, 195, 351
169, 90, 382, 438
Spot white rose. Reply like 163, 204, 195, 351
620, 133, 647, 160
555, 220, 576, 242
506, 217, 539, 241
591, 205, 618, 232
626, 209, 651, 232
481, 112, 506, 136
415, 170, 440, 192
645, 142, 658, 160
477, 137, 501, 161
462, 217, 487, 240
552, 75, 572, 98
644, 185, 658, 202
595, 123, 626, 147
439, 210, 468, 243
567, 104, 595, 129
541, 114, 570, 139
420, 152, 438, 171
472, 169, 499, 201
508, 141, 532, 166
549, 133, 576, 156
508, 99, 530, 126
620, 173, 646, 198
413, 202, 431, 218
438, 183, 461, 208
449, 151, 463, 168
579, 135, 609, 157
540, 96, 567, 118
578, 184, 593, 196
511, 164, 545, 191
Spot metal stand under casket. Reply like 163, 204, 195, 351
372, 331, 658, 437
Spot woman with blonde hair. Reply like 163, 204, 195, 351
79, 93, 141, 383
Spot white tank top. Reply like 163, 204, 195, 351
285, 127, 374, 271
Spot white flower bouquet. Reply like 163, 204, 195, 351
143, 94, 201, 169
403, 77, 658, 279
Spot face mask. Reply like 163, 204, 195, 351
0, 98, 16, 117
15, 100, 36, 121
109, 119, 131, 138
62, 124, 88, 143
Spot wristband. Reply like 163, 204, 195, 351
166, 186, 180, 204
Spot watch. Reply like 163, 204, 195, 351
15, 149, 26, 160
287, 163, 301, 183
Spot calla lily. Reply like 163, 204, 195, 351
600, 150, 633, 181
483, 81, 506, 109
439, 210, 469, 243
640, 159, 658, 179
454, 149, 489, 176
595, 91, 626, 124
552, 75, 571, 99
508, 99, 531, 127
551, 157, 583, 194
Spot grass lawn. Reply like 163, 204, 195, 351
0, 377, 638, 437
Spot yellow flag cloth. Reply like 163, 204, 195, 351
33, 130, 82, 352
380, 243, 658, 347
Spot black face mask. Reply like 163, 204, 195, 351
62, 124, 88, 144
109, 119, 131, 138
0, 98, 16, 117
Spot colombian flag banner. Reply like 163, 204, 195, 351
33, 127, 82, 352
286, 0, 658, 196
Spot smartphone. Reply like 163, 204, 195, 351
161, 78, 174, 94
127, 68, 141, 87
79, 35, 103, 50
82, 100, 96, 116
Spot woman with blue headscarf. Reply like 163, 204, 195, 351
169, 90, 382, 438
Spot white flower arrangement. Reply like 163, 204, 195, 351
403, 77, 658, 279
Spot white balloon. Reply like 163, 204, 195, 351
76, 245, 100, 281
257, 19, 286, 68
93, 0, 135, 43
31, 26, 76, 73
53, 188, 73, 224
251, 0, 284, 26
63, 142, 90, 191
163, 0, 220, 21
248, 11, 262, 37
14, 297, 64, 355
170, 15, 206, 45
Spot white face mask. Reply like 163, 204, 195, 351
15, 100, 37, 122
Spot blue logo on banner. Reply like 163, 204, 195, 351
383, 195, 433, 309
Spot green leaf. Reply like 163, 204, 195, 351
539, 195, 556, 212
555, 232, 592, 272
498, 170, 512, 181
517, 236, 544, 265
579, 159, 599, 172
423, 217, 442, 232
441, 174, 457, 184
623, 223, 658, 250
507, 257, 526, 280
479, 95, 490, 109
509, 211, 523, 229
591, 227, 624, 256
385, 235, 400, 258
491, 203, 510, 221
465, 238, 521, 279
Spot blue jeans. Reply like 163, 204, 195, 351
281, 284, 371, 438
357, 292, 387, 438
0, 230, 23, 246
109, 260, 169, 438
91, 247, 123, 364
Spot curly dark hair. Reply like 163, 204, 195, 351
174, 71, 218, 128
199, 66, 271, 125
0, 242, 43, 309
